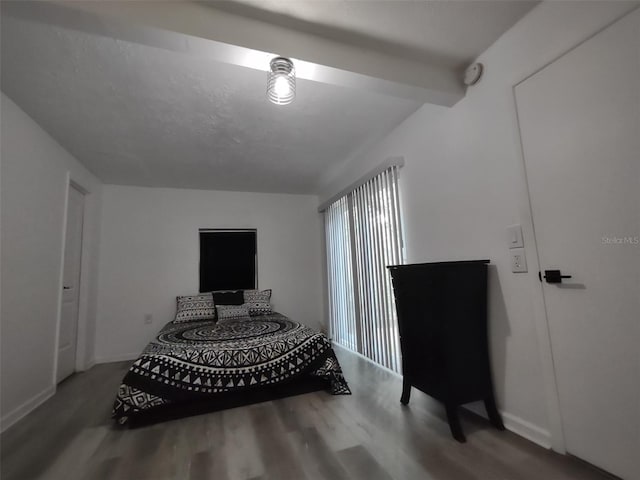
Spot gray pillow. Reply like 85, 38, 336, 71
216, 304, 251, 322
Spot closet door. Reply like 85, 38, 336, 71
515, 10, 639, 479
57, 184, 85, 382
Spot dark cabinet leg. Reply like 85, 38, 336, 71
484, 395, 505, 431
445, 404, 466, 443
400, 378, 411, 405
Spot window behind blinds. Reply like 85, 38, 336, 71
324, 197, 358, 351
324, 166, 404, 372
199, 229, 257, 292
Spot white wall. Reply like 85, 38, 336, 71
318, 1, 639, 448
95, 185, 324, 362
1, 92, 103, 431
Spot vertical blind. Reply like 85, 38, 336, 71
324, 166, 404, 372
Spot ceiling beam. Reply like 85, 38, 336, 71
3, 1, 465, 106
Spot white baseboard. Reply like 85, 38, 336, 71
465, 403, 552, 449
500, 411, 552, 448
94, 353, 139, 364
76, 357, 96, 372
332, 342, 552, 449
1, 385, 56, 433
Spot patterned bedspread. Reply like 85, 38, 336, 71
112, 313, 350, 422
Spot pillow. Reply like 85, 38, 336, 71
243, 289, 273, 315
212, 290, 245, 306
216, 304, 250, 322
174, 293, 215, 323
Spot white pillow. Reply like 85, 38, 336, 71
174, 293, 216, 323
243, 289, 273, 315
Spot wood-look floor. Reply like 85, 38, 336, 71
1, 348, 613, 480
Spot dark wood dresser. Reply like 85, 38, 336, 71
387, 260, 504, 442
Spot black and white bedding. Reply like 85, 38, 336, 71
112, 312, 350, 424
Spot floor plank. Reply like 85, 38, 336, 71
288, 427, 351, 480
250, 403, 309, 480
0, 350, 616, 480
189, 450, 229, 480
337, 445, 394, 480
222, 403, 264, 479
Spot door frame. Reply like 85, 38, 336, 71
52, 173, 92, 385
510, 6, 639, 454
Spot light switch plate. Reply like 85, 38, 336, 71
511, 248, 528, 273
507, 224, 524, 249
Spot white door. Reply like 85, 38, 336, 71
57, 184, 85, 383
515, 10, 640, 479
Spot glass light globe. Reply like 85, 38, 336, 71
267, 57, 295, 105
273, 76, 291, 97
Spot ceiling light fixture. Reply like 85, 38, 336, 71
267, 57, 295, 105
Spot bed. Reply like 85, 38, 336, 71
112, 312, 350, 426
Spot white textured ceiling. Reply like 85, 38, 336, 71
1, 15, 421, 193
1, 1, 538, 194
